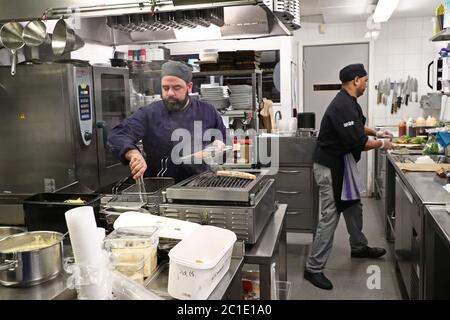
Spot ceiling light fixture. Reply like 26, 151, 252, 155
373, 0, 399, 23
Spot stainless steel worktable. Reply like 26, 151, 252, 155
0, 273, 68, 300
0, 243, 244, 300
423, 205, 450, 299
244, 204, 287, 300
386, 152, 449, 205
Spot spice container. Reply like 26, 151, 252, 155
398, 119, 407, 137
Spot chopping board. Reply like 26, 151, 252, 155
392, 143, 424, 149
396, 163, 450, 172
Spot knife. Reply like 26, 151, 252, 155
414, 78, 418, 102
377, 80, 383, 104
392, 81, 397, 114
396, 81, 402, 110
405, 77, 411, 106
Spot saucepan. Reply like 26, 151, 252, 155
0, 231, 64, 287
0, 226, 26, 240
0, 21, 25, 76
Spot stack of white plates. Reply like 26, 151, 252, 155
200, 85, 230, 110
228, 85, 255, 110
200, 85, 229, 99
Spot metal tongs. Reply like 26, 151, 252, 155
157, 157, 168, 177
136, 176, 147, 203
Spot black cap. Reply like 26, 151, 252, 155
339, 64, 367, 82
161, 60, 193, 83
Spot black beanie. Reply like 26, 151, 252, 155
339, 64, 367, 82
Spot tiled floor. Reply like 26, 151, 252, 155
286, 197, 404, 300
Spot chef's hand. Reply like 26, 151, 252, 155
380, 139, 393, 150
376, 130, 394, 140
125, 149, 147, 180
212, 140, 226, 152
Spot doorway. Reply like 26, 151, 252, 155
303, 42, 370, 196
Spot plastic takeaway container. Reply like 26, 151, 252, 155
168, 225, 237, 300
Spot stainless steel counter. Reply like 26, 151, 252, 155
0, 243, 244, 300
386, 152, 449, 205
425, 206, 450, 245
424, 205, 450, 299
0, 273, 68, 300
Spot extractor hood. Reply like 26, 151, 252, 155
0, 0, 301, 44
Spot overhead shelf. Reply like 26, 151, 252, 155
192, 69, 262, 77
430, 28, 450, 41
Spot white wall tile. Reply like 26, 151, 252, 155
374, 55, 388, 72
387, 19, 406, 39
422, 37, 435, 55
404, 55, 422, 70
388, 38, 405, 55
405, 18, 425, 38
387, 55, 405, 71
422, 17, 436, 37
375, 39, 389, 56
404, 37, 423, 55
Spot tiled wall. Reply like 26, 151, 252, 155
293, 16, 446, 127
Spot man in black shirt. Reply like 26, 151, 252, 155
304, 64, 393, 290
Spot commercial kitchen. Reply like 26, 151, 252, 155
0, 0, 449, 301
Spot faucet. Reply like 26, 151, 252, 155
274, 111, 282, 121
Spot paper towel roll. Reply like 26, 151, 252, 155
97, 227, 106, 246
65, 206, 111, 300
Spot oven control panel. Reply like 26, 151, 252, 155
75, 67, 93, 147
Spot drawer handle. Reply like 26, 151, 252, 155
279, 170, 303, 174
287, 211, 306, 215
277, 190, 302, 195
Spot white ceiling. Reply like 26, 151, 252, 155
301, 0, 442, 23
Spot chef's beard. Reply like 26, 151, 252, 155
163, 94, 190, 113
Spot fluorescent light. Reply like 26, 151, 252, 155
373, 0, 399, 23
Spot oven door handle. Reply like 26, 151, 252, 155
279, 170, 303, 174
277, 190, 302, 195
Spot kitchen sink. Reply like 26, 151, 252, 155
391, 154, 450, 164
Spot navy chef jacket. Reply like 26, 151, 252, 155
313, 89, 368, 212
107, 99, 227, 183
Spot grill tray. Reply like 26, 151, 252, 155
165, 171, 265, 204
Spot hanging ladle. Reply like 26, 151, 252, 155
0, 21, 25, 76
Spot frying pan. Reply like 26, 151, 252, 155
0, 22, 25, 75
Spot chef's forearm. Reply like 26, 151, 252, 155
364, 139, 382, 151
364, 126, 377, 136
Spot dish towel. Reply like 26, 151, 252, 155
436, 131, 450, 148
341, 153, 366, 201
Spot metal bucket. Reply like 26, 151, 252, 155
0, 226, 26, 240
0, 231, 64, 287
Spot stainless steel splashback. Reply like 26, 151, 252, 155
0, 63, 98, 195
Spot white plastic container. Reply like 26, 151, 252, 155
167, 225, 236, 300
113, 211, 200, 240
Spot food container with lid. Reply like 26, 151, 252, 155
104, 226, 159, 283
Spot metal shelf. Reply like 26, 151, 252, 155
219, 109, 254, 117
192, 69, 262, 77
430, 28, 450, 41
